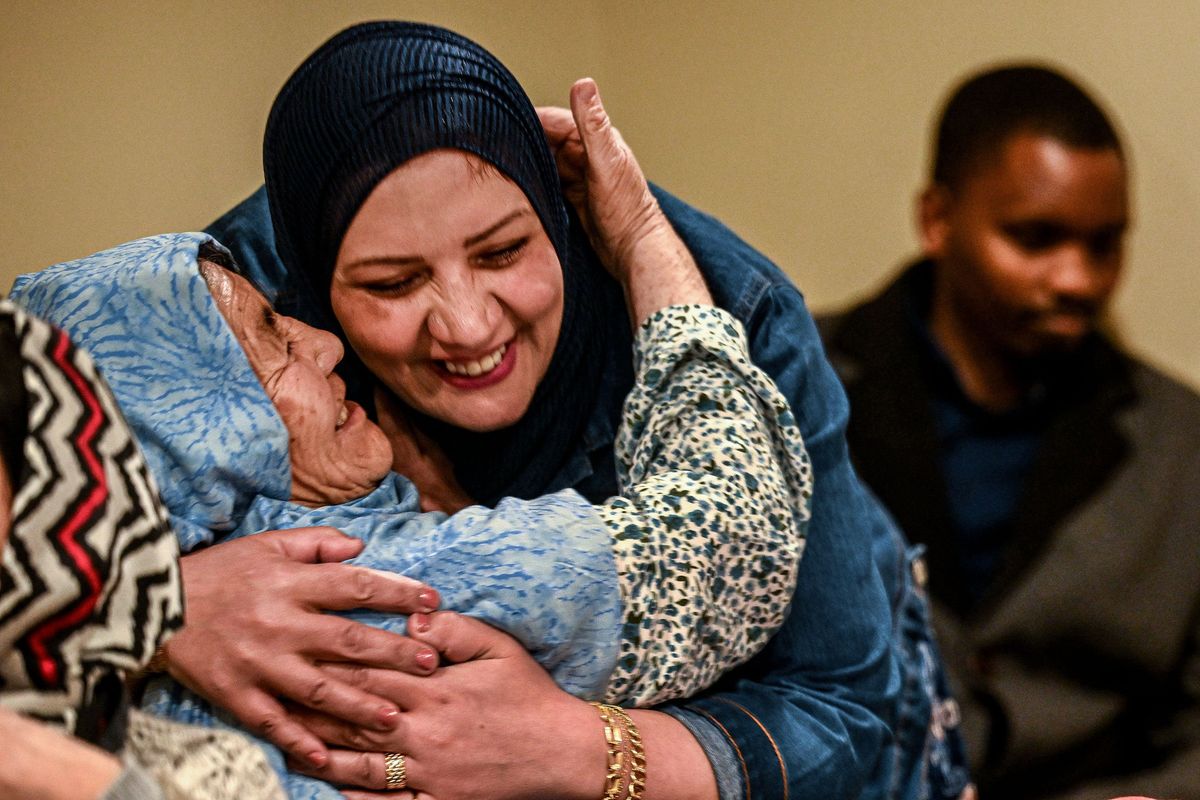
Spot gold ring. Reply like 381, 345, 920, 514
384, 751, 408, 790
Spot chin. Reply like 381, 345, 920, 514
431, 397, 532, 433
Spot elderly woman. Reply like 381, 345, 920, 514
12, 227, 810, 797
193, 20, 968, 800
0, 299, 284, 800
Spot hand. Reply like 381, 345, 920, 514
292, 612, 605, 800
538, 78, 710, 322
374, 388, 473, 513
165, 526, 442, 767
0, 707, 122, 800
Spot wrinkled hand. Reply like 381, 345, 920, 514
166, 527, 442, 767
538, 78, 662, 282
374, 388, 473, 514
292, 612, 604, 800
0, 707, 122, 800
539, 78, 710, 323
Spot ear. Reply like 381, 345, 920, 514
917, 185, 952, 259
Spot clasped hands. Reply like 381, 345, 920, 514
169, 527, 604, 798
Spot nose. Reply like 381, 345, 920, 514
309, 327, 344, 374
1046, 243, 1114, 304
426, 279, 501, 351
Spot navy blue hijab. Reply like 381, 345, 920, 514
264, 21, 630, 504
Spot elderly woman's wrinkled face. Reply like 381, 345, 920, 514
331, 149, 564, 432
200, 263, 393, 506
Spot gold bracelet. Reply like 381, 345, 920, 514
591, 703, 646, 800
608, 705, 646, 800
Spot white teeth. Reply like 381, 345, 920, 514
444, 344, 507, 377
336, 405, 349, 428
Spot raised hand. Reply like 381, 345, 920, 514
538, 78, 710, 324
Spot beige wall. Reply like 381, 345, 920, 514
3, 1, 1197, 388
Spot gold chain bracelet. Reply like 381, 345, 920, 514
591, 702, 646, 800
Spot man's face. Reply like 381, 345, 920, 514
921, 132, 1129, 359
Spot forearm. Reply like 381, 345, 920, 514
620, 221, 712, 326
0, 707, 124, 800
598, 305, 809, 705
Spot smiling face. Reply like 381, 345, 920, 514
200, 262, 392, 506
922, 132, 1129, 360
331, 149, 564, 432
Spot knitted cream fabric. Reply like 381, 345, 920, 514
123, 709, 284, 800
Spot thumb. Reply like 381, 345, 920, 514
569, 77, 621, 172
265, 525, 365, 564
409, 611, 520, 663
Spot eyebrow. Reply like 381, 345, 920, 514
463, 208, 531, 247
340, 209, 534, 272
257, 305, 287, 345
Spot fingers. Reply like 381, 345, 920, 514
309, 663, 427, 708
266, 525, 366, 564
537, 105, 579, 148
267, 659, 414, 734
295, 748, 422, 792
296, 562, 440, 615
285, 614, 439, 672
568, 77, 624, 170
288, 700, 413, 751
407, 611, 521, 663
227, 685, 331, 768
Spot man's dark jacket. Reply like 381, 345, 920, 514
818, 261, 1200, 800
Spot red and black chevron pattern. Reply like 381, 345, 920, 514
0, 301, 183, 736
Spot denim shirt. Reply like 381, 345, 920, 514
207, 186, 963, 800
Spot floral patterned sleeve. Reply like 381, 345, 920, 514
598, 304, 813, 706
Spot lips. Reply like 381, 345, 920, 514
436, 340, 517, 389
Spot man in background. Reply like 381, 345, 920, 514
819, 64, 1200, 799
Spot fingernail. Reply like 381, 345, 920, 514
416, 647, 437, 671
411, 613, 432, 634
307, 750, 328, 768
578, 78, 598, 107
418, 588, 439, 612
377, 706, 399, 728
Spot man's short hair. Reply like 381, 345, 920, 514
932, 64, 1123, 189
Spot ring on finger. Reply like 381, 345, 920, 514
384, 751, 408, 790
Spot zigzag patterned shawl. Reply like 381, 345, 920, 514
0, 300, 183, 749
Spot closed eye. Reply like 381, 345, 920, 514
477, 237, 528, 268
364, 272, 428, 297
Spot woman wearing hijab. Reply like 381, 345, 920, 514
198, 20, 968, 800
12, 227, 811, 797
0, 299, 284, 800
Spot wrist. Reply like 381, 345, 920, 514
535, 696, 610, 800
621, 224, 711, 326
